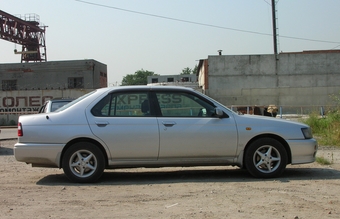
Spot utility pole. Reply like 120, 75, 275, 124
271, 0, 278, 57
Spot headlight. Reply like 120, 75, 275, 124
301, 127, 313, 139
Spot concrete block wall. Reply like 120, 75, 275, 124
205, 52, 340, 108
0, 59, 107, 90
0, 89, 93, 124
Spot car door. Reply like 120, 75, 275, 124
87, 91, 159, 160
154, 91, 238, 159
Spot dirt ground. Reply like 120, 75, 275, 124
1, 139, 340, 219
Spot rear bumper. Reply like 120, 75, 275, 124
287, 138, 318, 164
14, 143, 64, 168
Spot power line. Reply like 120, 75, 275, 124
75, 0, 340, 45
332, 45, 340, 49
263, 0, 271, 6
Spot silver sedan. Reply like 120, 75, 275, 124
14, 86, 318, 183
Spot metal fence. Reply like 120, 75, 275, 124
230, 105, 339, 119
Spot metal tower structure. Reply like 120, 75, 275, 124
0, 10, 47, 62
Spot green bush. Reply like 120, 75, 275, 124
9, 120, 17, 126
0, 118, 17, 126
0, 118, 5, 126
303, 111, 340, 146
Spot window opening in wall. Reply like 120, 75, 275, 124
181, 77, 189, 82
167, 78, 174, 82
152, 78, 158, 83
2, 80, 17, 90
100, 72, 107, 77
68, 77, 84, 88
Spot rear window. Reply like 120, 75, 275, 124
51, 101, 72, 112
55, 90, 96, 112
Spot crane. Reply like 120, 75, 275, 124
0, 10, 47, 62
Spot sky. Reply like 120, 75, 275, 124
1, 0, 340, 85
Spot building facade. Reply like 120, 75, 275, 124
0, 59, 107, 90
147, 74, 197, 84
0, 59, 107, 124
147, 74, 199, 90
197, 50, 340, 113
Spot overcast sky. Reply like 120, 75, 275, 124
1, 0, 340, 85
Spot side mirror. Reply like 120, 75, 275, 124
215, 108, 224, 118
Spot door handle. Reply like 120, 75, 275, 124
95, 121, 109, 127
162, 121, 176, 127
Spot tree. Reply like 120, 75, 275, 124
192, 65, 198, 75
121, 69, 158, 85
180, 67, 192, 75
180, 65, 198, 75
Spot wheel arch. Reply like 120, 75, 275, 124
243, 134, 292, 166
59, 137, 109, 168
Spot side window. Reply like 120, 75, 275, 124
91, 92, 149, 117
155, 92, 215, 117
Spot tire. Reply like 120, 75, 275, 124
244, 138, 287, 178
62, 142, 105, 183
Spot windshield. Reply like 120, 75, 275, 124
55, 90, 96, 112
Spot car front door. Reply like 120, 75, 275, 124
154, 91, 238, 159
87, 91, 159, 160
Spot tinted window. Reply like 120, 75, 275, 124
91, 92, 149, 117
155, 92, 216, 117
51, 101, 72, 112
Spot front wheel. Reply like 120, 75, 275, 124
62, 142, 105, 183
245, 138, 287, 178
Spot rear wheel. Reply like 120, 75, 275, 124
62, 142, 105, 183
245, 138, 287, 178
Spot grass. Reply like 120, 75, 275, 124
315, 156, 332, 165
301, 110, 340, 165
302, 110, 340, 147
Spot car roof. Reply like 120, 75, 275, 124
50, 98, 74, 101
43, 98, 74, 103
99, 85, 195, 93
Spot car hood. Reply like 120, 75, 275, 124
236, 114, 307, 126
232, 114, 310, 140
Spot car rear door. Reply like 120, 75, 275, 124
86, 91, 159, 160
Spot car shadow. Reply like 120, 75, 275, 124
36, 166, 340, 186
0, 147, 13, 156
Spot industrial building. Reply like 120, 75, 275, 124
0, 59, 107, 90
0, 60, 107, 124
0, 10, 107, 124
147, 74, 198, 90
197, 50, 340, 114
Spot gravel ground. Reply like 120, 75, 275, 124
1, 139, 340, 219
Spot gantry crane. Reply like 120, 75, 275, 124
0, 10, 47, 62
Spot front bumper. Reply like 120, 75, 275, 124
287, 138, 318, 164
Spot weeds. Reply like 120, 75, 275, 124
302, 110, 340, 146
316, 156, 332, 165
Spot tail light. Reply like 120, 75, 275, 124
18, 122, 23, 136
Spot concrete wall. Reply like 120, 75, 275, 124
0, 89, 92, 124
0, 59, 107, 124
204, 52, 340, 108
148, 74, 197, 84
0, 59, 107, 90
